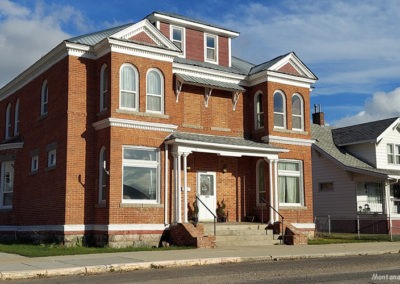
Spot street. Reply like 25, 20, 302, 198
8, 253, 400, 283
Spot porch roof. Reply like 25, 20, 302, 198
175, 73, 245, 92
165, 131, 287, 158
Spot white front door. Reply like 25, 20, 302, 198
197, 171, 216, 221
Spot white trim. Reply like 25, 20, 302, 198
173, 62, 245, 81
170, 25, 186, 58
93, 117, 178, 132
263, 135, 315, 146
0, 142, 24, 150
273, 90, 286, 129
277, 159, 304, 206
119, 63, 139, 111
146, 68, 164, 114
291, 223, 315, 229
247, 70, 316, 89
204, 33, 218, 64
149, 13, 239, 38
228, 38, 232, 67
291, 93, 304, 131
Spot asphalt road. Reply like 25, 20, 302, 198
8, 253, 400, 283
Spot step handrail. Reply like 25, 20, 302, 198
195, 195, 217, 236
260, 197, 284, 244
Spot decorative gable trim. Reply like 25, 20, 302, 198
376, 118, 400, 143
270, 53, 316, 79
93, 118, 178, 133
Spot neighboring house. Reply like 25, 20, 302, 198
312, 113, 400, 234
0, 11, 317, 247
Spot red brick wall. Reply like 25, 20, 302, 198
218, 36, 229, 67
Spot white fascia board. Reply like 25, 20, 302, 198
377, 118, 400, 142
93, 117, 178, 132
0, 142, 24, 150
65, 42, 96, 59
109, 38, 179, 62
246, 71, 315, 89
152, 13, 239, 38
263, 135, 315, 146
0, 42, 68, 101
173, 62, 245, 81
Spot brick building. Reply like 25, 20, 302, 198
0, 12, 317, 246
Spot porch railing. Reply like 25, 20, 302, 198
260, 198, 284, 244
195, 195, 217, 236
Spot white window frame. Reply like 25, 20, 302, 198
388, 144, 395, 164
256, 159, 266, 206
122, 146, 160, 204
254, 92, 264, 129
204, 33, 218, 64
0, 161, 14, 209
170, 25, 185, 57
41, 81, 48, 116
99, 147, 107, 204
31, 155, 39, 172
47, 149, 56, 168
100, 64, 108, 111
14, 99, 19, 136
5, 103, 11, 139
278, 160, 304, 206
292, 93, 304, 131
396, 145, 400, 165
119, 64, 139, 111
273, 91, 286, 129
146, 68, 164, 114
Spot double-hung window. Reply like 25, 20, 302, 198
292, 94, 304, 130
122, 147, 160, 204
120, 64, 138, 111
41, 81, 48, 116
274, 91, 286, 128
387, 144, 400, 164
100, 64, 108, 111
146, 69, 164, 113
205, 34, 217, 63
171, 26, 185, 56
0, 161, 14, 209
254, 92, 264, 129
278, 160, 303, 206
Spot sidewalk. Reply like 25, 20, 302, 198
0, 242, 399, 280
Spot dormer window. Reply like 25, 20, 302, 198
205, 34, 218, 63
171, 26, 185, 57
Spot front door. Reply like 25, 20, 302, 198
197, 171, 216, 221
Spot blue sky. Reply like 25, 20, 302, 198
1, 0, 400, 126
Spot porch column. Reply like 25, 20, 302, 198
164, 144, 169, 225
265, 158, 275, 223
182, 152, 189, 223
274, 159, 279, 221
172, 152, 182, 223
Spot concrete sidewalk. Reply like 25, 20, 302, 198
0, 242, 399, 280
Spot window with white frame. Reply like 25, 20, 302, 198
205, 34, 217, 63
171, 26, 185, 56
356, 182, 383, 214
5, 104, 11, 139
387, 144, 400, 164
292, 94, 304, 130
31, 155, 39, 172
397, 145, 400, 164
256, 159, 266, 205
0, 161, 14, 209
278, 160, 303, 206
41, 81, 48, 116
122, 147, 160, 203
274, 91, 286, 128
119, 64, 138, 111
47, 149, 56, 168
254, 92, 264, 129
14, 99, 19, 136
98, 147, 107, 203
146, 69, 164, 113
100, 64, 108, 111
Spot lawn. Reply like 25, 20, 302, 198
309, 232, 400, 245
0, 243, 192, 257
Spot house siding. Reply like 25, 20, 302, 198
376, 127, 400, 170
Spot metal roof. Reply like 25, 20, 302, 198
174, 57, 246, 75
176, 73, 245, 92
332, 117, 399, 146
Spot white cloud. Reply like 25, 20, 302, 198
0, 0, 90, 87
334, 87, 400, 126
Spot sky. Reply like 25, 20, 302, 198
1, 0, 400, 126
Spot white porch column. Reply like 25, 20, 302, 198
182, 152, 189, 223
266, 158, 275, 223
172, 152, 182, 223
164, 144, 169, 226
274, 159, 279, 221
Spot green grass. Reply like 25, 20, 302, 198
0, 243, 192, 257
309, 232, 400, 245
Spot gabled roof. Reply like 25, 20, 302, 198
312, 124, 400, 179
332, 117, 400, 146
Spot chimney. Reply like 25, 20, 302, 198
312, 104, 325, 126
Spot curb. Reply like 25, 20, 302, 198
1, 249, 399, 280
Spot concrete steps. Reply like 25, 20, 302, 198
202, 222, 282, 247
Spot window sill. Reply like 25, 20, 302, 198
279, 205, 307, 210
120, 202, 163, 208
116, 109, 169, 119
45, 165, 56, 172
273, 128, 308, 135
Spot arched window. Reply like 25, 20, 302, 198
146, 69, 164, 113
100, 64, 108, 111
273, 91, 286, 128
254, 92, 264, 129
292, 94, 304, 130
119, 64, 139, 111
41, 81, 48, 116
256, 159, 266, 205
5, 104, 12, 139
14, 99, 20, 136
99, 147, 107, 203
